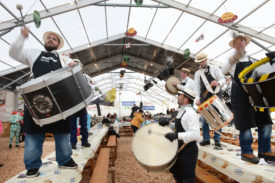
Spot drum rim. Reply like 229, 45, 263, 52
131, 123, 178, 170
197, 95, 218, 111
18, 64, 82, 94
32, 91, 94, 126
165, 84, 177, 95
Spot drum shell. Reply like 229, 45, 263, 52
243, 77, 275, 109
197, 95, 233, 131
132, 123, 178, 172
18, 65, 95, 125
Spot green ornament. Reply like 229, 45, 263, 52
183, 48, 190, 59
134, 0, 143, 6
123, 54, 131, 62
33, 10, 41, 28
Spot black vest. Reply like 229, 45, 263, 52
32, 51, 62, 78
200, 66, 220, 102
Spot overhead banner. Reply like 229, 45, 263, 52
142, 106, 155, 110
122, 101, 135, 106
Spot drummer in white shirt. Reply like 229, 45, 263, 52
172, 68, 194, 91
9, 27, 78, 177
159, 88, 200, 183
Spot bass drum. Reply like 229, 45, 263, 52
132, 123, 178, 172
18, 64, 95, 126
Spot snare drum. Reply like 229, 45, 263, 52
197, 95, 233, 131
18, 64, 95, 126
132, 123, 178, 172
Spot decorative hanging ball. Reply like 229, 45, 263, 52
218, 12, 238, 24
134, 0, 143, 6
183, 48, 190, 59
33, 10, 41, 28
126, 28, 137, 36
123, 54, 131, 62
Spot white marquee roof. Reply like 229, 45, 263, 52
0, 0, 274, 96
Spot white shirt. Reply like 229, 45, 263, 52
176, 77, 194, 91
222, 51, 275, 77
111, 120, 119, 134
9, 34, 73, 70
176, 105, 200, 144
194, 64, 225, 101
221, 51, 251, 76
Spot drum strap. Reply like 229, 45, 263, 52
200, 69, 220, 94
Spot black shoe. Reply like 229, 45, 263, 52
71, 144, 76, 150
258, 152, 275, 162
26, 168, 39, 178
0, 164, 3, 167
59, 158, 78, 169
16, 145, 19, 148
9, 144, 12, 148
214, 140, 221, 147
199, 140, 210, 146
241, 153, 259, 164
82, 142, 91, 148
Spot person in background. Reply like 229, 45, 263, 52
69, 107, 91, 150
113, 113, 119, 122
9, 110, 22, 148
108, 115, 120, 138
130, 109, 144, 133
130, 104, 139, 119
141, 111, 152, 127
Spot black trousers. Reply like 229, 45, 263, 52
170, 141, 198, 183
131, 125, 139, 133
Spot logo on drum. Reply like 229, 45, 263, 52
32, 94, 53, 114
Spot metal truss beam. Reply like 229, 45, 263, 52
0, 0, 105, 31
153, 0, 275, 45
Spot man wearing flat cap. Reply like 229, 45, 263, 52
159, 87, 200, 183
9, 27, 78, 177
194, 52, 225, 147
173, 67, 194, 91
222, 32, 274, 164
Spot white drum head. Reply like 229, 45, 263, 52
132, 123, 178, 171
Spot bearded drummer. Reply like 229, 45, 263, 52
194, 52, 225, 147
222, 32, 275, 164
159, 88, 200, 183
9, 27, 78, 177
